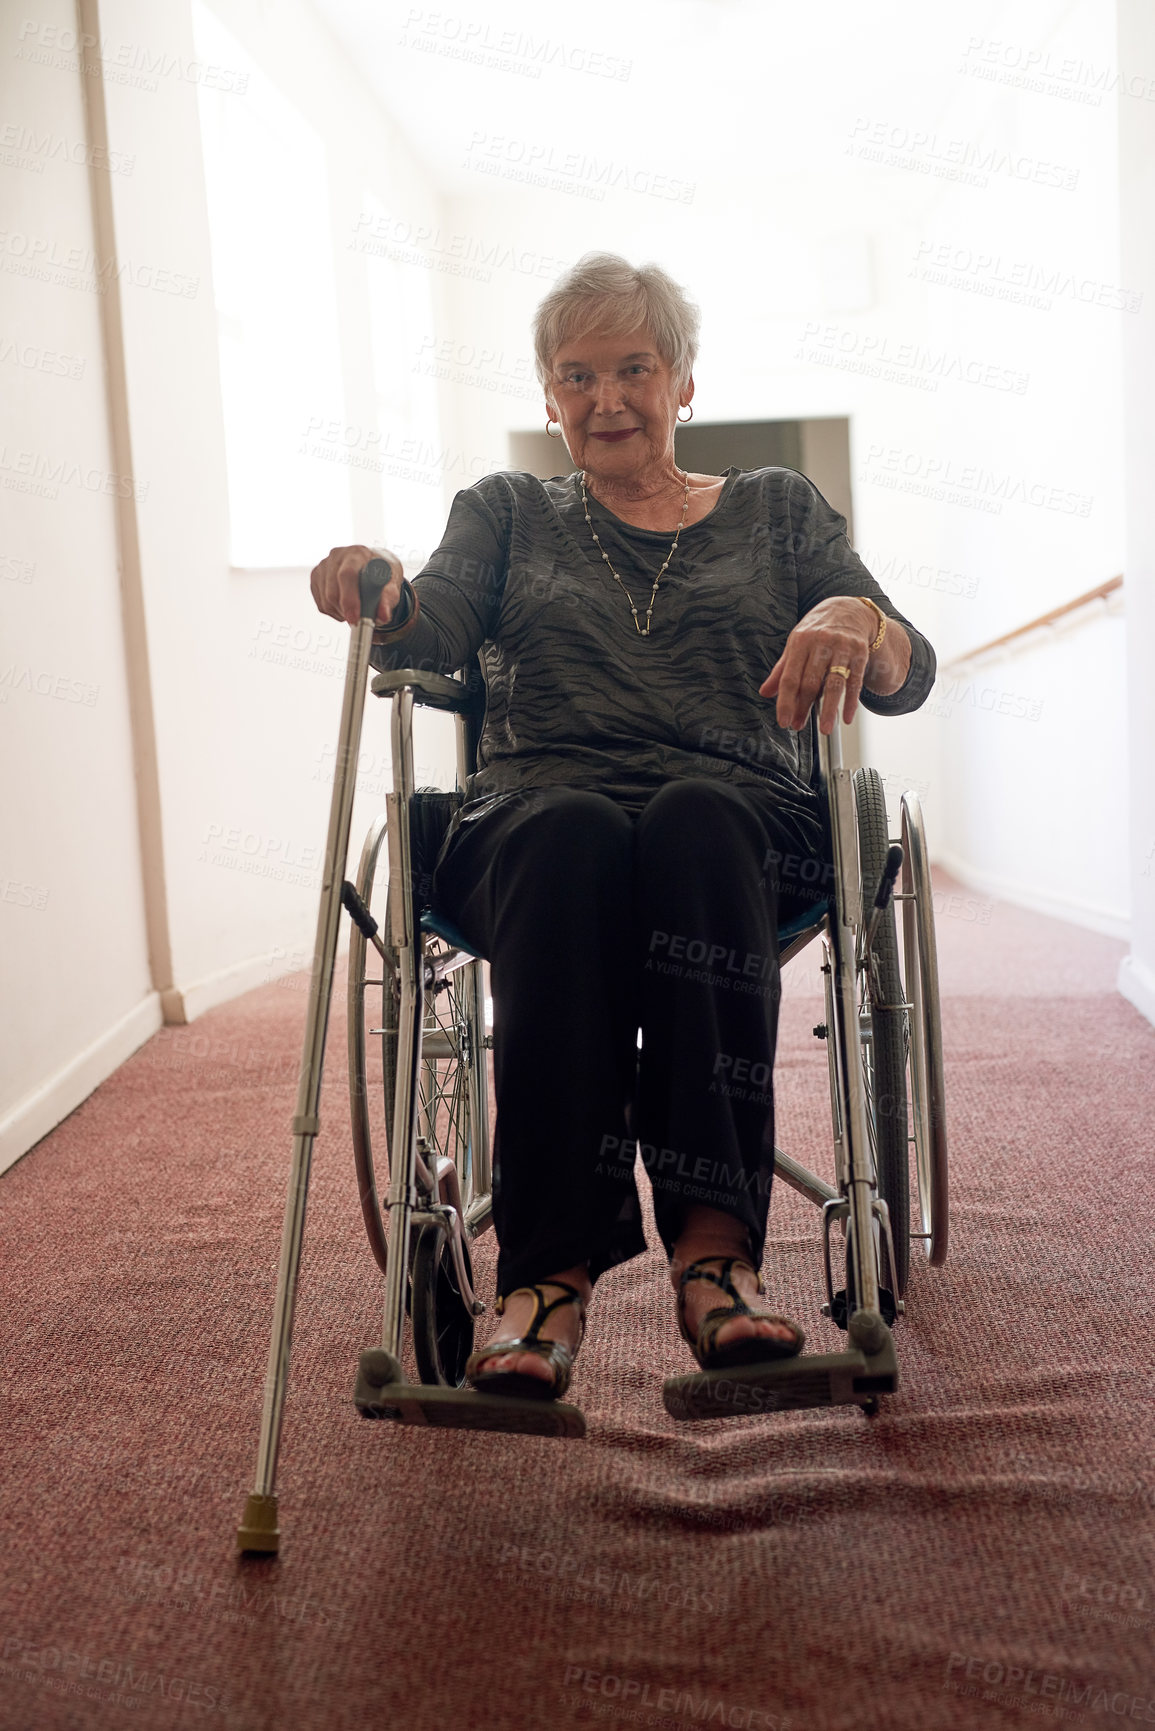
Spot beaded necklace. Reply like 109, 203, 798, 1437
579, 469, 691, 637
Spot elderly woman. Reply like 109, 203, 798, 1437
310, 252, 934, 1403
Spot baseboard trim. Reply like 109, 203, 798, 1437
1118, 953, 1155, 1028
0, 992, 164, 1177
0, 943, 328, 1174
160, 941, 338, 1025
935, 851, 1130, 941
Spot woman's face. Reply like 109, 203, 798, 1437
545, 324, 692, 484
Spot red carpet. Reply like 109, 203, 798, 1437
2, 873, 1153, 1731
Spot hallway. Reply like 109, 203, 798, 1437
2, 872, 1151, 1731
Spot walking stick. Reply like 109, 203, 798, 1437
236, 562, 390, 1555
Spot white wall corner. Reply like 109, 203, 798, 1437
1117, 953, 1155, 1030
935, 850, 1131, 943
163, 946, 322, 1026
0, 994, 163, 1178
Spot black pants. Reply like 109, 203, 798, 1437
432, 778, 816, 1300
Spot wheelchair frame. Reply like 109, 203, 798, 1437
236, 572, 948, 1554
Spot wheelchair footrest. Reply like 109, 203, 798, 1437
354, 1351, 585, 1437
662, 1331, 898, 1421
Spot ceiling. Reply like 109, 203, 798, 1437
310, 0, 1046, 225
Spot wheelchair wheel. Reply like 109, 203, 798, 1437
410, 1222, 475, 1386
348, 813, 392, 1274
347, 814, 484, 1276
900, 792, 949, 1265
853, 768, 910, 1297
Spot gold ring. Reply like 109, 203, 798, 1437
828, 664, 852, 680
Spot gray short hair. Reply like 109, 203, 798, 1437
532, 252, 700, 395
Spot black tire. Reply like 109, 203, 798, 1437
853, 768, 910, 1296
379, 884, 477, 1178
900, 793, 950, 1267
347, 819, 481, 1275
410, 1223, 476, 1387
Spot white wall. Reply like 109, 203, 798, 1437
1, 0, 460, 1167
5, 0, 1148, 1171
97, 0, 461, 1016
936, 594, 1129, 937
0, 0, 157, 1170
1116, 0, 1155, 1024
415, 1, 1128, 930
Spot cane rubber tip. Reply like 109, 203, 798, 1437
848, 1309, 889, 1355
237, 1492, 280, 1555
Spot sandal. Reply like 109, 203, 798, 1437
676, 1256, 805, 1370
465, 1280, 586, 1402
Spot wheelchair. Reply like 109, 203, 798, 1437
237, 564, 949, 1554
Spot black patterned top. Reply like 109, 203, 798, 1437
371, 466, 936, 858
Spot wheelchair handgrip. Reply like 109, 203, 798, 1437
358, 557, 393, 624
341, 879, 379, 941
874, 844, 904, 911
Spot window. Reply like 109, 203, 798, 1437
362, 191, 445, 567
192, 0, 350, 566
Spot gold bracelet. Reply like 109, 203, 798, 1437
856, 595, 887, 654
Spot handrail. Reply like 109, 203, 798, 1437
942, 574, 1122, 670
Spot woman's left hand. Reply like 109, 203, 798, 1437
759, 597, 878, 734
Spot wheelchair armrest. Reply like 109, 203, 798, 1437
369, 668, 475, 712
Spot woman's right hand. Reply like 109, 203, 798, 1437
309, 544, 405, 629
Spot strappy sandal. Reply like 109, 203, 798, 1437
676, 1256, 805, 1371
465, 1280, 586, 1402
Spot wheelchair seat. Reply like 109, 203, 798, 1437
412, 791, 832, 962
777, 898, 830, 946
421, 907, 480, 956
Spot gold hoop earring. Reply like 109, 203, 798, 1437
546, 419, 563, 438
677, 405, 693, 424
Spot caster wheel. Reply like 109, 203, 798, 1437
860, 1397, 881, 1418
411, 1222, 476, 1387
